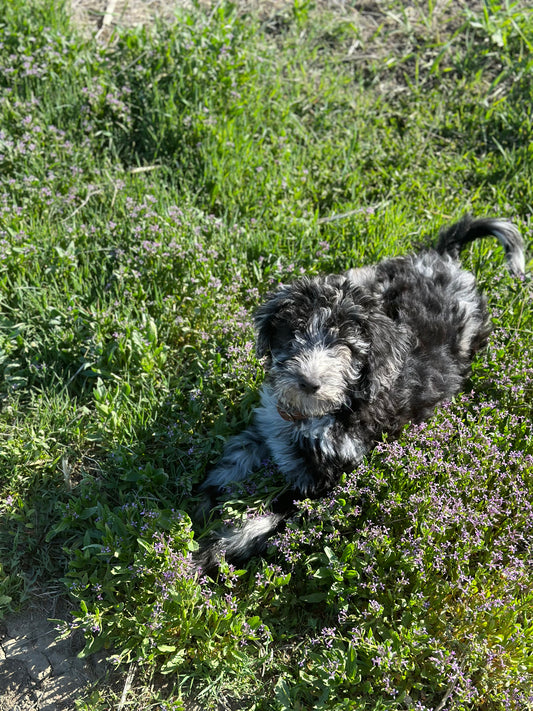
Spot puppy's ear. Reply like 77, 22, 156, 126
254, 285, 291, 358
365, 314, 410, 397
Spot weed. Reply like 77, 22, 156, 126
0, 0, 532, 708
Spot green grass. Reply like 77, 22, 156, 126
0, 0, 532, 708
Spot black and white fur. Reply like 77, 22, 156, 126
195, 216, 525, 573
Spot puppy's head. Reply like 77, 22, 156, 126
254, 273, 410, 420
254, 275, 370, 419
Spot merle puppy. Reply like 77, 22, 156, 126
196, 215, 525, 573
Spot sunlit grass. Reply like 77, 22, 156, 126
0, 0, 532, 708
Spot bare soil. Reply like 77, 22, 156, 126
0, 597, 108, 711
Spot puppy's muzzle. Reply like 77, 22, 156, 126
298, 375, 321, 394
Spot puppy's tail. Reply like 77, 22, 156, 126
436, 215, 525, 276
194, 512, 288, 576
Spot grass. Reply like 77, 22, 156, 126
0, 0, 532, 708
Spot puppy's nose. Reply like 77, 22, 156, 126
298, 376, 321, 394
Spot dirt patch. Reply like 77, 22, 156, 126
69, 0, 373, 43
67, 0, 478, 85
69, 0, 191, 40
0, 598, 109, 711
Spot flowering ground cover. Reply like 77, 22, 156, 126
0, 0, 532, 708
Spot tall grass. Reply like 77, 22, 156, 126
0, 0, 532, 708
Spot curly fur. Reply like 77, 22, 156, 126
195, 215, 525, 574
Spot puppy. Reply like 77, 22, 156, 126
196, 215, 525, 573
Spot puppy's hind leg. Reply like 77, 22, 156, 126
195, 512, 287, 576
